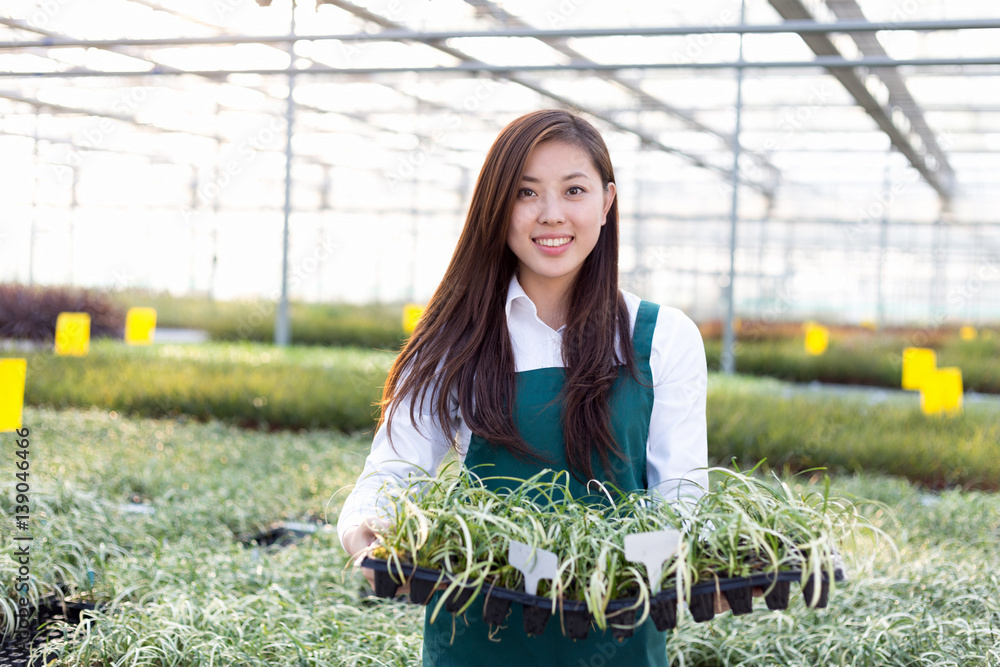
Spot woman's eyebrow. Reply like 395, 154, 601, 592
520, 171, 592, 183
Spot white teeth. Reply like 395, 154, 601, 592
535, 237, 571, 247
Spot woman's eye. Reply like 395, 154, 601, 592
518, 188, 535, 197
567, 186, 584, 195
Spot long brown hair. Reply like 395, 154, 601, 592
379, 109, 637, 482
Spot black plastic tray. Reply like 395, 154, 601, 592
361, 556, 845, 620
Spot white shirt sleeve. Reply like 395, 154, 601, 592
645, 307, 710, 503
336, 383, 459, 551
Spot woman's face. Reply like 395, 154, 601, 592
506, 140, 616, 299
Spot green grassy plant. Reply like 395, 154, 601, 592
111, 290, 407, 349
1, 407, 997, 666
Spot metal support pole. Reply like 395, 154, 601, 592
28, 109, 39, 286
876, 152, 892, 326
722, 0, 746, 375
275, 1, 296, 347
67, 166, 78, 286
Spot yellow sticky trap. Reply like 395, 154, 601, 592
55, 312, 91, 356
402, 304, 425, 334
959, 326, 977, 341
804, 323, 829, 356
125, 307, 157, 345
860, 320, 877, 331
901, 347, 936, 390
0, 358, 27, 432
920, 367, 963, 416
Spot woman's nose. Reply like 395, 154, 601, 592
538, 196, 565, 224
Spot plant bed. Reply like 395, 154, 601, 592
0, 596, 102, 667
235, 520, 323, 549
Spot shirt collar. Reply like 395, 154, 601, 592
505, 273, 566, 334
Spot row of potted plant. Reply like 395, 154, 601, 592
361, 463, 869, 640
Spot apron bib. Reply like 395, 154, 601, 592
423, 301, 668, 667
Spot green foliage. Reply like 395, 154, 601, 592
9, 340, 395, 432
0, 283, 125, 341
704, 332, 1000, 394
706, 374, 1000, 491
2, 407, 998, 666
112, 290, 408, 349
5, 341, 997, 489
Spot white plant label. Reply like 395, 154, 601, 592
508, 541, 558, 596
625, 529, 680, 595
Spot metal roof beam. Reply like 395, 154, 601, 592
320, 0, 770, 194
461, 0, 778, 195
767, 0, 953, 202
3, 17, 1000, 49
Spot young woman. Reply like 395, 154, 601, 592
339, 109, 709, 665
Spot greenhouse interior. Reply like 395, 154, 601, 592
0, 1, 998, 666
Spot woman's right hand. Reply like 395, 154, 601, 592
342, 518, 410, 596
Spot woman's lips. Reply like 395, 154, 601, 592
533, 236, 573, 256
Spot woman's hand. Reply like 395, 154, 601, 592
342, 518, 411, 596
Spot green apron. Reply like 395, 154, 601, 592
423, 301, 669, 667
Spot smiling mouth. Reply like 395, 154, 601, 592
533, 237, 573, 248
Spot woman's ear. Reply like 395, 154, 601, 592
602, 182, 617, 224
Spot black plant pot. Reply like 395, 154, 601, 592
688, 592, 716, 623
409, 577, 437, 606
373, 569, 400, 599
650, 597, 678, 631
444, 585, 476, 613
724, 586, 754, 616
801, 577, 829, 608
482, 594, 512, 626
523, 604, 552, 636
764, 580, 790, 610
563, 608, 591, 640
607, 607, 636, 641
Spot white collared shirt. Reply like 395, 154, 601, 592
337, 274, 709, 548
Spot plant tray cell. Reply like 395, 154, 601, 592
562, 608, 591, 640
649, 597, 678, 631
482, 589, 512, 626
723, 586, 754, 616
801, 577, 830, 608
236, 521, 322, 549
764, 580, 790, 610
523, 604, 551, 636
372, 569, 401, 598
0, 598, 100, 667
606, 606, 636, 641
409, 577, 438, 606
688, 592, 716, 623
443, 585, 476, 613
